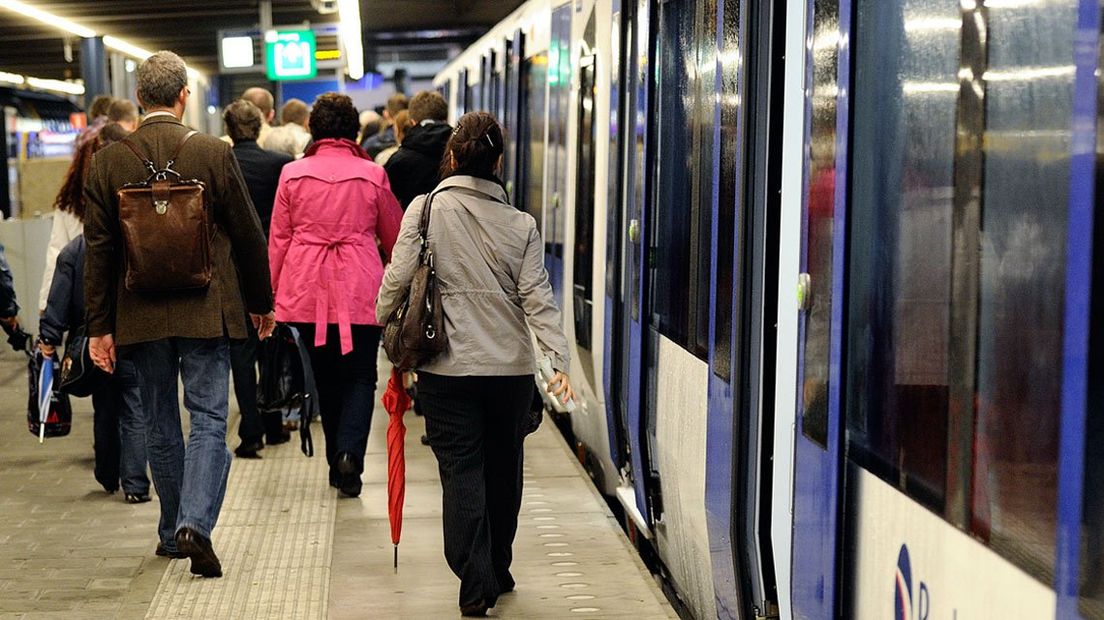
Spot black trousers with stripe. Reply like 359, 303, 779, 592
417, 372, 533, 608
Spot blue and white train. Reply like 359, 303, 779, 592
434, 0, 1104, 618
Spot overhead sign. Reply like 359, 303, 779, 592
220, 36, 255, 69
265, 29, 317, 80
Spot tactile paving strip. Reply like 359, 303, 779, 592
144, 440, 335, 619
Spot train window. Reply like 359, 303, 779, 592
845, 0, 960, 511
649, 0, 713, 359
797, 0, 839, 447
971, 0, 1075, 583
521, 53, 548, 230
573, 55, 597, 351
712, 0, 742, 383
846, 0, 1078, 584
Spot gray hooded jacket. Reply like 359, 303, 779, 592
376, 175, 569, 376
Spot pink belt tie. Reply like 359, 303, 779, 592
307, 238, 355, 355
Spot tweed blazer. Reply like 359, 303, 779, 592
84, 115, 274, 345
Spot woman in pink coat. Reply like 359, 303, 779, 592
269, 93, 403, 497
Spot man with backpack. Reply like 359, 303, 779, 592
83, 51, 275, 578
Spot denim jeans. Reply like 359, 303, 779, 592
122, 337, 232, 551
90, 359, 150, 495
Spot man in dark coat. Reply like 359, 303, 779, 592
0, 243, 19, 340
383, 90, 452, 209
224, 99, 293, 457
84, 51, 275, 578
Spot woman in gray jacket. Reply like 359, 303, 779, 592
377, 111, 574, 617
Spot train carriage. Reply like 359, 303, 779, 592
435, 0, 1104, 618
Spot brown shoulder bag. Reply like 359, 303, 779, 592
115, 131, 212, 293
383, 191, 448, 370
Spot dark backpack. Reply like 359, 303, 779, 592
257, 324, 318, 456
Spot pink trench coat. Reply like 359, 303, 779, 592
269, 138, 403, 354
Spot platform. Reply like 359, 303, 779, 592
0, 351, 676, 619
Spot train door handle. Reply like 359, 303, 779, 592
797, 273, 812, 311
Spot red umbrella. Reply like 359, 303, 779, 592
381, 367, 412, 570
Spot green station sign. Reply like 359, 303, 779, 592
265, 29, 317, 81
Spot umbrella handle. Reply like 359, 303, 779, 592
394, 545, 398, 573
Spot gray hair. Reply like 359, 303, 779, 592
136, 51, 188, 109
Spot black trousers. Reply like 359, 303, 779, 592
230, 324, 283, 443
417, 372, 533, 608
291, 323, 381, 477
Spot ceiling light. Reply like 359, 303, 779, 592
0, 71, 25, 85
338, 0, 364, 80
26, 77, 85, 95
103, 35, 152, 60
2, 0, 96, 38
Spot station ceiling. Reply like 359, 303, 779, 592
0, 0, 525, 80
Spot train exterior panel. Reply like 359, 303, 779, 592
847, 466, 1055, 618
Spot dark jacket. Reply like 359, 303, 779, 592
361, 125, 395, 159
40, 235, 84, 347
232, 139, 293, 235
83, 114, 274, 345
383, 120, 452, 209
0, 244, 17, 318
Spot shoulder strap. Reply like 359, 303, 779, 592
119, 129, 197, 174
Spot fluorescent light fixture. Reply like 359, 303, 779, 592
221, 36, 255, 69
26, 76, 85, 95
983, 65, 1076, 81
2, 0, 96, 38
0, 71, 25, 85
0, 4, 204, 82
103, 35, 152, 60
338, 0, 364, 80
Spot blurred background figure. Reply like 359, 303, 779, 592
383, 90, 451, 209
373, 109, 410, 167
357, 110, 382, 153
264, 98, 312, 158
100, 99, 139, 144
363, 93, 408, 159
224, 99, 294, 458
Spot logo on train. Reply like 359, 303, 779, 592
894, 544, 930, 620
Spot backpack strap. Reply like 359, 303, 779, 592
120, 130, 198, 175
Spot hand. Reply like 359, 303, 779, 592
549, 371, 575, 406
89, 334, 116, 374
38, 342, 56, 357
0, 316, 17, 330
251, 312, 277, 340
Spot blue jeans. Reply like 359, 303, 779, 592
90, 359, 150, 495
123, 337, 232, 551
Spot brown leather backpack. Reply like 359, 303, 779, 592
116, 131, 212, 293
383, 191, 448, 370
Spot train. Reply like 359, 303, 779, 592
433, 0, 1103, 618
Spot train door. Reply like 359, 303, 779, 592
790, 0, 846, 615
546, 3, 572, 309
609, 0, 651, 532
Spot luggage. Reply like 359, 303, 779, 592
257, 324, 318, 456
383, 190, 447, 370
27, 348, 72, 439
116, 131, 212, 293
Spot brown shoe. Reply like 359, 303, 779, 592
175, 527, 222, 578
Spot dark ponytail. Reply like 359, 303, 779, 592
439, 111, 505, 180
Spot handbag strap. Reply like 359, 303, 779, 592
417, 189, 441, 262
120, 130, 198, 176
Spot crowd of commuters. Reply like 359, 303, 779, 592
4, 49, 575, 616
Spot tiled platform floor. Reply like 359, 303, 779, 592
0, 351, 675, 619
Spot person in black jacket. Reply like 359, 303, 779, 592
383, 90, 453, 209
40, 236, 150, 502
224, 100, 294, 457
0, 243, 17, 328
